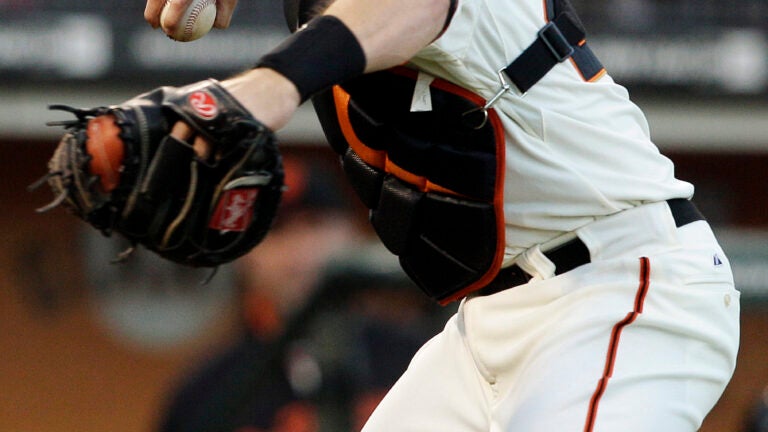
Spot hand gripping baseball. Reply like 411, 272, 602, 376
31, 79, 284, 267
145, 0, 239, 34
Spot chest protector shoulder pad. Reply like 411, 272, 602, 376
312, 67, 506, 304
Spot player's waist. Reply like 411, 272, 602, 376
476, 198, 705, 296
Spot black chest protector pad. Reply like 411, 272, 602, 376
312, 67, 506, 304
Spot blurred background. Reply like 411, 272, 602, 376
1, 1, 767, 431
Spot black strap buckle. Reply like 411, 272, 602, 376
502, 6, 602, 94
538, 21, 575, 62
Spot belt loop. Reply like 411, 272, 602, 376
515, 245, 557, 280
474, 199, 705, 299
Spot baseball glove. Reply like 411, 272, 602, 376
31, 79, 284, 267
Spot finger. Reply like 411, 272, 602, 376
144, 0, 167, 28
193, 136, 212, 160
171, 121, 194, 141
158, 0, 193, 34
171, 122, 212, 159
213, 0, 239, 28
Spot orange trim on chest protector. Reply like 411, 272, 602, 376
332, 85, 467, 199
331, 73, 508, 304
438, 95, 508, 304
332, 86, 386, 167
371, 68, 510, 303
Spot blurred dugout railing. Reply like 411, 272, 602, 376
2, 0, 768, 145
573, 0, 768, 32
1, 0, 767, 144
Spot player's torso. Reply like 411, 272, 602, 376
409, 0, 693, 259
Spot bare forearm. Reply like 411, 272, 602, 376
224, 0, 452, 130
221, 69, 301, 131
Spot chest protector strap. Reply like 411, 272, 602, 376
312, 67, 506, 304
504, 0, 605, 93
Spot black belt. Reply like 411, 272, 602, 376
476, 199, 705, 297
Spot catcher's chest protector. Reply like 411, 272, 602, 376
313, 67, 506, 304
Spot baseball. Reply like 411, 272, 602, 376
160, 0, 217, 42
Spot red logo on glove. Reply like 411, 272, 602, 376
209, 189, 259, 232
188, 91, 219, 120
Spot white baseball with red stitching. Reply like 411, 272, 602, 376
160, 0, 216, 42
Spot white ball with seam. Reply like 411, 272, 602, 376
160, 0, 217, 42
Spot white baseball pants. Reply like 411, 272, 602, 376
362, 201, 740, 432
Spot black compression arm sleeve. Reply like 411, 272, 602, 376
256, 15, 366, 103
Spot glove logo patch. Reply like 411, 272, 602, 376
210, 188, 259, 232
188, 91, 219, 120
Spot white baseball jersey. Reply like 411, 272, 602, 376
362, 0, 740, 431
409, 0, 693, 263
